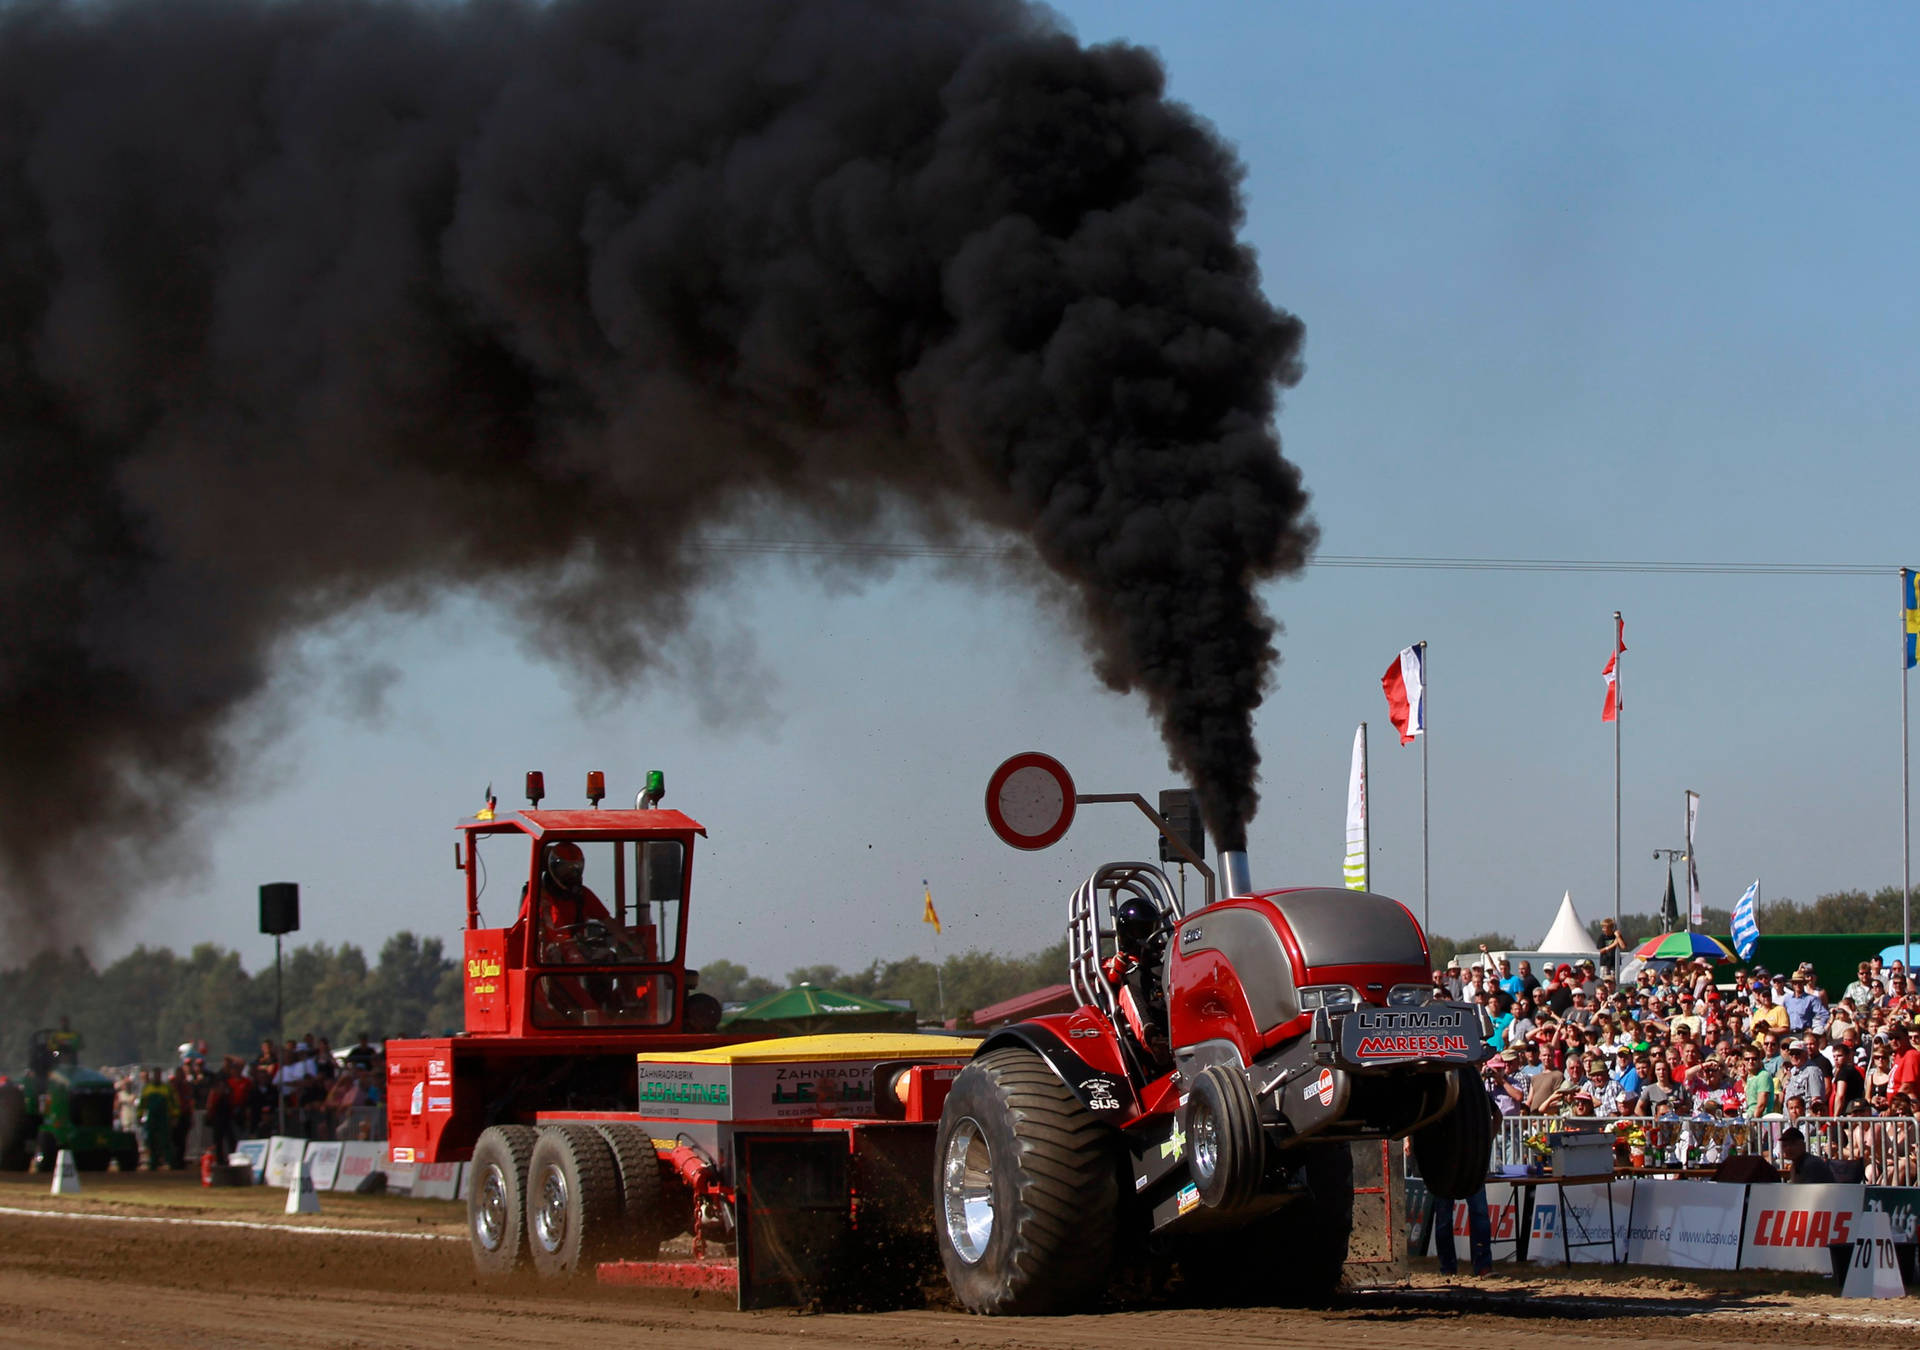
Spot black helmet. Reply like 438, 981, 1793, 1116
1114, 896, 1162, 951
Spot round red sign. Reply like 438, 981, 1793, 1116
984, 752, 1077, 851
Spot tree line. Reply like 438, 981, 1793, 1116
7, 883, 1910, 1068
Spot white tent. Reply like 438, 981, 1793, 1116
1537, 891, 1602, 955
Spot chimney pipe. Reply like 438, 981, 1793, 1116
1219, 850, 1252, 898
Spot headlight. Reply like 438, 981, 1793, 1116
1388, 983, 1435, 1006
1298, 984, 1359, 1011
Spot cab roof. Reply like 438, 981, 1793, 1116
457, 808, 706, 839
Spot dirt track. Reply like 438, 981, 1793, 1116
1, 1173, 1914, 1348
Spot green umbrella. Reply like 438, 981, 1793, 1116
721, 983, 916, 1033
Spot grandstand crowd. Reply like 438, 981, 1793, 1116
1453, 950, 1920, 1181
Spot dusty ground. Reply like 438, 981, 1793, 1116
0, 1171, 1914, 1348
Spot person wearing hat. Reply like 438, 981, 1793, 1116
1782, 1039, 1828, 1110
1782, 973, 1821, 1032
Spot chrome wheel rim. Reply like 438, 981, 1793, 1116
532, 1163, 569, 1254
1191, 1100, 1220, 1183
942, 1118, 995, 1264
475, 1162, 510, 1251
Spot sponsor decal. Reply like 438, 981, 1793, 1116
1080, 1077, 1122, 1112
1354, 1033, 1470, 1059
409, 1082, 424, 1116
1160, 1126, 1187, 1161
1181, 927, 1203, 945
639, 1079, 729, 1106
1068, 1026, 1101, 1039
1749, 1207, 1853, 1248
390, 1147, 414, 1163
465, 958, 502, 979
1177, 1183, 1200, 1216
427, 1095, 453, 1113
1301, 1068, 1336, 1107
427, 1060, 446, 1077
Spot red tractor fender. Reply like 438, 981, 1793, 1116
975, 1012, 1137, 1123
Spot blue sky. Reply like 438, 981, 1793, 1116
128, 3, 1919, 983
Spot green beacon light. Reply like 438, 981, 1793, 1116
638, 769, 666, 810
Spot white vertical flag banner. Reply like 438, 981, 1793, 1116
1730, 880, 1761, 961
1344, 724, 1368, 891
1685, 790, 1703, 928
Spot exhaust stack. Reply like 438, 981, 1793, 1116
1219, 849, 1252, 898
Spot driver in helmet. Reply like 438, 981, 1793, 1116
1103, 895, 1171, 1068
531, 842, 617, 964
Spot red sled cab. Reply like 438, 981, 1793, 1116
386, 771, 760, 1171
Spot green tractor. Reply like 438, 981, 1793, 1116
0, 1029, 138, 1172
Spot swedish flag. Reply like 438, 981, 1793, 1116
1906, 568, 1919, 670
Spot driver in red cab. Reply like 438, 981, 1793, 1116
523, 842, 614, 963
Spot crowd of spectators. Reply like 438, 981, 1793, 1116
112, 1031, 387, 1169
1449, 949, 1920, 1181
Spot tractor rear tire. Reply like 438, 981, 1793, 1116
0, 1086, 29, 1172
525, 1125, 624, 1278
468, 1125, 539, 1276
593, 1123, 667, 1258
1179, 1064, 1265, 1212
933, 1046, 1118, 1315
1411, 1067, 1494, 1201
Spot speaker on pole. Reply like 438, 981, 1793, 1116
260, 883, 300, 936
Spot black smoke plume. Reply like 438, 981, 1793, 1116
0, 0, 1314, 945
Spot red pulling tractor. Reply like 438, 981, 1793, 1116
392, 761, 1494, 1313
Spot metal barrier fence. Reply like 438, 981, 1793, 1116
1494, 1113, 1920, 1184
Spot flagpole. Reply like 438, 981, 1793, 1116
1902, 567, 1911, 963
1419, 640, 1430, 938
1613, 610, 1623, 975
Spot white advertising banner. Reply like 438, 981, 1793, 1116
412, 1160, 461, 1201
264, 1135, 306, 1189
1624, 1180, 1742, 1270
302, 1140, 344, 1192
1739, 1183, 1866, 1273
335, 1140, 385, 1192
234, 1138, 270, 1183
1531, 1181, 1624, 1264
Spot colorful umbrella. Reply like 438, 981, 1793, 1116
1633, 931, 1735, 961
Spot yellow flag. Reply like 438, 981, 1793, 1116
922, 882, 942, 935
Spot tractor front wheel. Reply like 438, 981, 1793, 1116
933, 1046, 1117, 1315
1410, 1067, 1494, 1200
1178, 1063, 1264, 1212
525, 1125, 624, 1278
468, 1125, 538, 1276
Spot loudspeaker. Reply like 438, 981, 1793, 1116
1157, 788, 1206, 865
1711, 1153, 1780, 1184
259, 882, 300, 936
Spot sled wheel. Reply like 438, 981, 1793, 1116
934, 1046, 1117, 1315
593, 1122, 668, 1256
468, 1124, 538, 1275
525, 1124, 623, 1278
1179, 1063, 1265, 1211
1411, 1067, 1494, 1200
